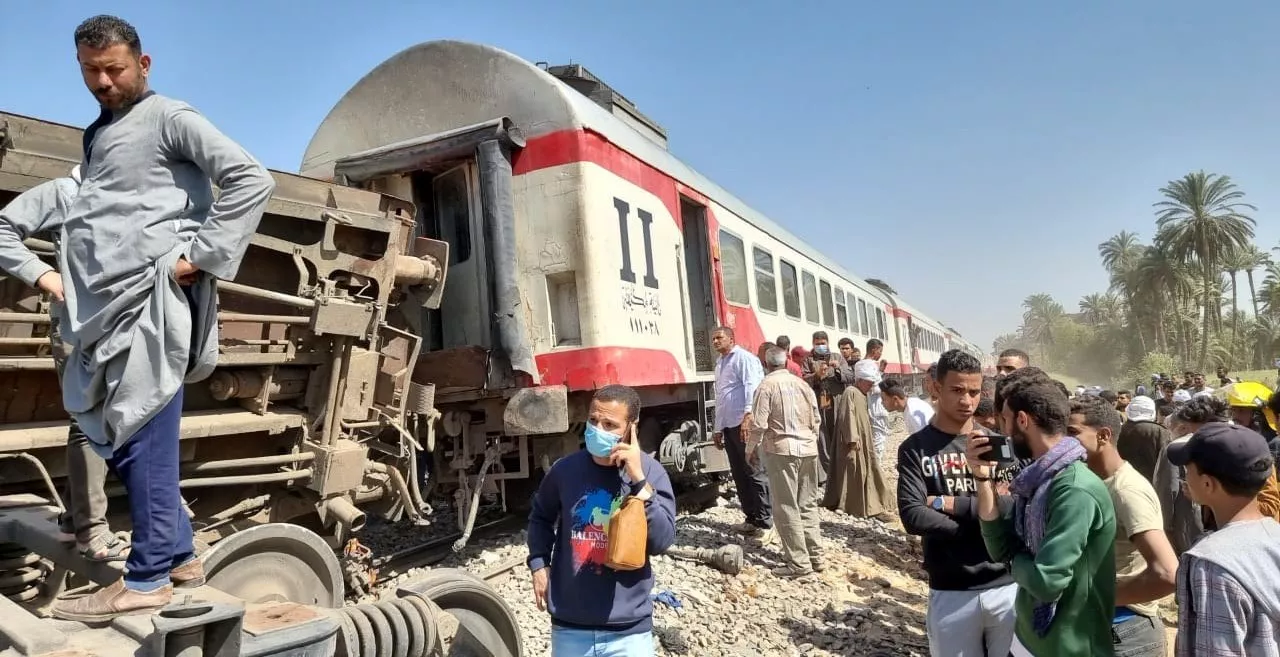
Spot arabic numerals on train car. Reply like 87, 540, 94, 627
615, 197, 663, 336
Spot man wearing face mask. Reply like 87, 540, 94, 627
527, 385, 677, 656
968, 368, 1117, 657
802, 331, 853, 482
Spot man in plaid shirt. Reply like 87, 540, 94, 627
1168, 422, 1280, 656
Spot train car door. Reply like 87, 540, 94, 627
412, 165, 491, 352
679, 198, 717, 373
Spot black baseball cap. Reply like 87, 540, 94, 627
1167, 422, 1273, 480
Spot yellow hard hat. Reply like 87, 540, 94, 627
1222, 381, 1277, 431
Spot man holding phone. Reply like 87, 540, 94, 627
897, 349, 1022, 657
969, 368, 1117, 657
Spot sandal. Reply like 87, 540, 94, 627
77, 532, 131, 563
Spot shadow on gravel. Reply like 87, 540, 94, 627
819, 519, 925, 579
777, 574, 930, 657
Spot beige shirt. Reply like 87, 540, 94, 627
748, 369, 820, 457
1105, 461, 1165, 618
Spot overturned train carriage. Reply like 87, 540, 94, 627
0, 108, 522, 656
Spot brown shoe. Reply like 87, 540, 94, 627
810, 557, 827, 572
51, 579, 171, 622
170, 557, 205, 588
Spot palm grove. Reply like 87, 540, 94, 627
994, 171, 1280, 387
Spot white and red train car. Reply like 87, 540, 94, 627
299, 40, 985, 484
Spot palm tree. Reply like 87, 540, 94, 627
1240, 243, 1272, 318
1079, 293, 1119, 327
1098, 231, 1148, 350
1022, 293, 1064, 363
1134, 245, 1191, 354
1153, 171, 1257, 368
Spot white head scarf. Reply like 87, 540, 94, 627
853, 359, 881, 384
1126, 396, 1157, 422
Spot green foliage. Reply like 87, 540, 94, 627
1124, 352, 1177, 389
1001, 170, 1280, 384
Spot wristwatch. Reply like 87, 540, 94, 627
930, 496, 945, 511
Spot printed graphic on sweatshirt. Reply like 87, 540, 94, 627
569, 487, 623, 572
918, 452, 1021, 494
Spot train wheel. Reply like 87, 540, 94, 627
200, 523, 345, 608
396, 568, 522, 657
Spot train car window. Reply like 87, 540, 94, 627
801, 271, 819, 324
780, 260, 801, 319
819, 280, 835, 327
875, 308, 887, 340
857, 299, 870, 336
835, 288, 849, 331
433, 168, 472, 265
752, 247, 778, 313
718, 230, 750, 305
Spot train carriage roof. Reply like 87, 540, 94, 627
303, 40, 978, 341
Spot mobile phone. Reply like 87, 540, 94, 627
977, 432, 1016, 465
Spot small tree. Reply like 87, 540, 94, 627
1123, 352, 1177, 390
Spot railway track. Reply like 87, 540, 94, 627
362, 478, 727, 596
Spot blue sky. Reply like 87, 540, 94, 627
5, 1, 1280, 350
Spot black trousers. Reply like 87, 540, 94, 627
816, 406, 836, 483
724, 425, 772, 528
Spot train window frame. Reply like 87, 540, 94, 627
857, 298, 870, 336
718, 229, 751, 306
875, 308, 887, 340
752, 246, 778, 314
819, 279, 835, 327
835, 288, 849, 331
779, 259, 801, 319
801, 270, 819, 325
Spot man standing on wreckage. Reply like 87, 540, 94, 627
0, 14, 274, 621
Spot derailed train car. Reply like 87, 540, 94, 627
0, 39, 986, 655
300, 40, 989, 495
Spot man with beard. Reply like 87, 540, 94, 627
1068, 396, 1177, 657
802, 331, 853, 480
1115, 391, 1131, 414
897, 349, 1020, 657
996, 349, 1030, 379
968, 368, 1116, 656
822, 360, 893, 521
45, 15, 275, 621
1153, 381, 1178, 423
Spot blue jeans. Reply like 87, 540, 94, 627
110, 388, 194, 591
551, 626, 655, 657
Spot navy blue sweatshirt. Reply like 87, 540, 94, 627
526, 450, 677, 633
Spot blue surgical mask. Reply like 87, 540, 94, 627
814, 345, 830, 356
585, 422, 621, 458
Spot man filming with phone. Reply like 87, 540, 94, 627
968, 367, 1117, 657
896, 349, 1023, 657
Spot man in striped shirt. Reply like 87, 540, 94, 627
748, 346, 824, 577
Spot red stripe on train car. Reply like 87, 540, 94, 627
536, 347, 687, 391
514, 128, 768, 363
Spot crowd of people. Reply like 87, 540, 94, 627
526, 339, 1280, 656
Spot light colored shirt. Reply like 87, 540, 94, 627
748, 369, 820, 457
1104, 461, 1164, 618
714, 345, 763, 431
904, 397, 934, 435
868, 390, 891, 445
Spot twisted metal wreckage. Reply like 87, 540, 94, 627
0, 74, 527, 656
